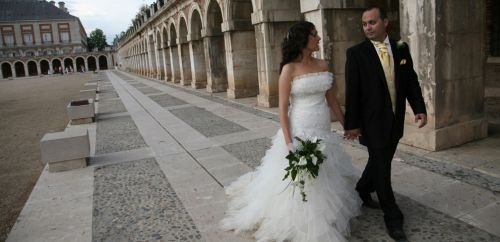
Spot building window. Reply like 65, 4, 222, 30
58, 23, 71, 43
4, 34, 14, 46
1, 25, 15, 46
40, 24, 53, 44
488, 0, 500, 57
21, 25, 34, 45
42, 32, 53, 43
60, 32, 70, 43
23, 33, 34, 45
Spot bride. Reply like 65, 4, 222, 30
221, 21, 361, 242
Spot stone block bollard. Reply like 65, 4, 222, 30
67, 99, 95, 124
40, 129, 90, 172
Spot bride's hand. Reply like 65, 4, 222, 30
286, 143, 296, 152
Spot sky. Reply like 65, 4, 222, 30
65, 0, 151, 44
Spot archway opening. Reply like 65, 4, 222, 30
27, 61, 38, 76
64, 58, 74, 72
52, 59, 62, 73
76, 57, 85, 72
14, 62, 26, 77
190, 9, 207, 88
88, 56, 97, 71
40, 60, 50, 75
169, 22, 180, 82
1, 63, 12, 78
205, 0, 227, 92
98, 56, 108, 70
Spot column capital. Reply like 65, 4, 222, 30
251, 10, 302, 24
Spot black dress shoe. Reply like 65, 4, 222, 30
358, 192, 381, 209
387, 227, 408, 242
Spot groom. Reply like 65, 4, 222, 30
344, 6, 427, 241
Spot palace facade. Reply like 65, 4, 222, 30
0, 0, 113, 78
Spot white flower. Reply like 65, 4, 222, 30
298, 156, 307, 166
311, 155, 318, 165
317, 143, 326, 152
311, 137, 318, 143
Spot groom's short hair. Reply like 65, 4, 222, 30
363, 6, 388, 20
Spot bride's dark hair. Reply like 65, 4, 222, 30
279, 21, 316, 73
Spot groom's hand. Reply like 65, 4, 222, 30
344, 129, 361, 140
415, 113, 427, 128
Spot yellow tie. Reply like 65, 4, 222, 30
375, 42, 396, 112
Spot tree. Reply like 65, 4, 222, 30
87, 29, 108, 51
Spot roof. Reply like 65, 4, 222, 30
0, 0, 78, 22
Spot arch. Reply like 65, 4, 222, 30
52, 59, 62, 73
204, 0, 226, 33
40, 59, 50, 74
189, 5, 204, 38
161, 25, 171, 81
98, 55, 108, 70
1, 62, 12, 78
178, 15, 192, 85
189, 7, 207, 88
204, 0, 228, 92
168, 19, 180, 82
76, 57, 85, 72
14, 62, 26, 77
64, 58, 74, 72
27, 60, 38, 76
87, 56, 97, 71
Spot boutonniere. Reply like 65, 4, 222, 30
400, 59, 407, 65
396, 40, 406, 49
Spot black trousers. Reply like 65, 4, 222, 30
356, 139, 404, 229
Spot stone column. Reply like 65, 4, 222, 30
252, 7, 302, 107
11, 66, 16, 78
24, 63, 29, 77
188, 33, 207, 89
222, 21, 259, 99
84, 59, 88, 72
300, 0, 368, 105
36, 62, 41, 75
49, 62, 54, 74
400, 0, 487, 150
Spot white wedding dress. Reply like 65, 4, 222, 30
221, 72, 361, 242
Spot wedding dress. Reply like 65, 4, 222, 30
221, 72, 362, 242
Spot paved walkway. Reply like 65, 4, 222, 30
7, 70, 500, 241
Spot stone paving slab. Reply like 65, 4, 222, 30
97, 99, 126, 115
136, 86, 162, 95
92, 158, 202, 242
170, 106, 248, 137
222, 138, 272, 169
95, 115, 147, 155
149, 93, 188, 107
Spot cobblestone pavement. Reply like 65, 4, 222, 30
6, 70, 500, 242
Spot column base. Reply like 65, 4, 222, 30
401, 118, 488, 151
257, 94, 278, 108
191, 80, 207, 89
227, 88, 258, 99
180, 79, 191, 86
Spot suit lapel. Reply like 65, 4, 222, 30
363, 39, 388, 90
390, 39, 401, 96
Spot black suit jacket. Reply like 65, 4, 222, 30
344, 38, 427, 148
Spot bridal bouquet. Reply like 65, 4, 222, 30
283, 136, 326, 202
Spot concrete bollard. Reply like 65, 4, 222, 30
40, 129, 90, 172
67, 99, 95, 124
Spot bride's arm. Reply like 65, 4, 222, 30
278, 65, 294, 146
326, 87, 345, 128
